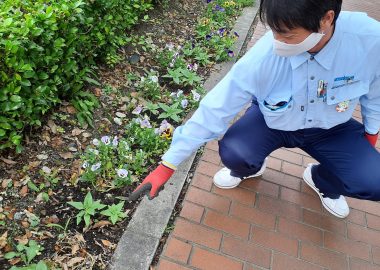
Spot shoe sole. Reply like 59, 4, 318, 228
303, 168, 347, 219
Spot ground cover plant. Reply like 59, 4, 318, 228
0, 0, 254, 269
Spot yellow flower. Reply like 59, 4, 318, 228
160, 126, 174, 140
201, 18, 210, 26
223, 1, 236, 7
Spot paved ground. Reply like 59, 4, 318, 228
156, 1, 380, 269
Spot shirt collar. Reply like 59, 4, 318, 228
289, 17, 343, 70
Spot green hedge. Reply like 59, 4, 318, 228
0, 0, 153, 151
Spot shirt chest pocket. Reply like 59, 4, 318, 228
258, 92, 294, 117
327, 81, 370, 105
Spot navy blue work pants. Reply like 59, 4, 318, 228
219, 102, 380, 200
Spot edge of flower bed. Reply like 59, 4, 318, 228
111, 3, 260, 270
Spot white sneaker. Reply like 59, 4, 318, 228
213, 158, 268, 189
303, 163, 349, 218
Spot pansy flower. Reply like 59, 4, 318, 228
101, 136, 111, 145
214, 5, 225, 12
150, 75, 159, 83
139, 118, 152, 128
82, 161, 89, 169
116, 169, 129, 178
181, 99, 189, 108
192, 90, 201, 101
132, 105, 143, 115
157, 120, 174, 139
91, 162, 101, 171
112, 136, 119, 146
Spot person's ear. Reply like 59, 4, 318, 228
320, 10, 335, 32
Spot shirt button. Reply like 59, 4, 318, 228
310, 100, 315, 103
310, 55, 315, 60
310, 76, 315, 80
308, 119, 313, 122
331, 96, 335, 100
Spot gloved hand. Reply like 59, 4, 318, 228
365, 132, 379, 147
128, 164, 174, 201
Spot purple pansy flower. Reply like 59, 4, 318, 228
91, 162, 101, 172
132, 105, 143, 115
214, 5, 225, 12
181, 99, 189, 108
101, 136, 111, 145
116, 169, 129, 178
139, 118, 152, 128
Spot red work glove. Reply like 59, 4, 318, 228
128, 164, 174, 201
365, 132, 379, 147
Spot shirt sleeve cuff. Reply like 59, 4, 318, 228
161, 160, 177, 170
365, 127, 380, 135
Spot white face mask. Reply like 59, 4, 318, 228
273, 32, 325, 57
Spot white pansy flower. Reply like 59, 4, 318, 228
150, 76, 158, 83
82, 161, 89, 169
181, 99, 188, 108
116, 169, 129, 178
112, 136, 119, 146
92, 138, 100, 146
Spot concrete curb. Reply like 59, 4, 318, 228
111, 3, 260, 270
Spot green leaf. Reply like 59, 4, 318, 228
76, 214, 82, 225
21, 64, 33, 71
11, 135, 21, 145
23, 71, 36, 78
83, 192, 93, 206
39, 73, 49, 80
0, 129, 5, 137
0, 122, 12, 129
27, 181, 39, 192
4, 251, 18, 259
67, 201, 84, 210
10, 95, 22, 103
3, 18, 13, 27
84, 214, 91, 227
111, 215, 118, 224
20, 79, 31, 87
25, 240, 39, 263
32, 28, 43, 36
84, 77, 101, 86
36, 260, 48, 270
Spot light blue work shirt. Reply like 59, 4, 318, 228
162, 11, 380, 167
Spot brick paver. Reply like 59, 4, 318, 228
156, 1, 380, 269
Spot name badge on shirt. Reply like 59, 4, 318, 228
332, 75, 360, 89
317, 80, 328, 102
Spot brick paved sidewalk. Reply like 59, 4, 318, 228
156, 1, 380, 269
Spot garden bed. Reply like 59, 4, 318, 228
0, 0, 254, 269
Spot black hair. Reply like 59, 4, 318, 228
259, 0, 342, 33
